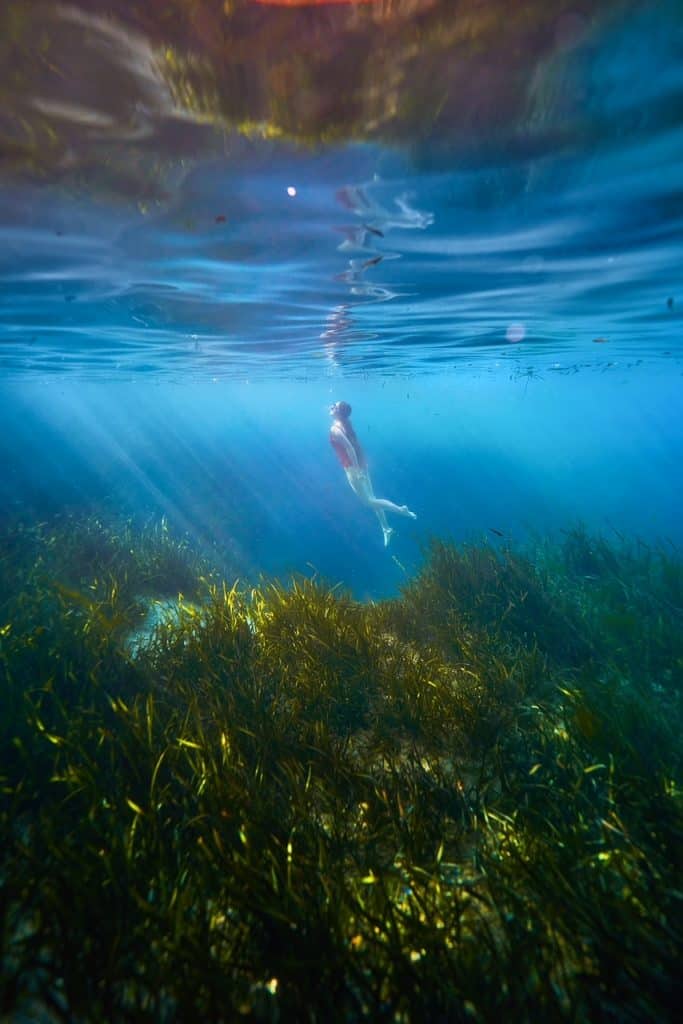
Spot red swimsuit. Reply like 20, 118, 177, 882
330, 420, 366, 470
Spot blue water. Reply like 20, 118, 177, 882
1, 0, 682, 597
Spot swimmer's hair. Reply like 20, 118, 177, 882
331, 400, 352, 419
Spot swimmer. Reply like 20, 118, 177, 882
329, 400, 416, 547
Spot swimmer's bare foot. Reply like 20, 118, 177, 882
383, 526, 394, 547
400, 505, 417, 519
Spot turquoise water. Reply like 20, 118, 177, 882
2, 372, 682, 598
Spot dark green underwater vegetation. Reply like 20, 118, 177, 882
1, 517, 682, 1023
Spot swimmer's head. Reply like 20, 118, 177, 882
329, 400, 352, 420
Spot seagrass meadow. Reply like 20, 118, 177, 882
1, 515, 682, 1022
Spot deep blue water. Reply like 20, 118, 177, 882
1, 0, 682, 597
2, 369, 681, 598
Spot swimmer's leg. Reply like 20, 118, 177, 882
368, 497, 417, 519
374, 507, 394, 548
344, 469, 412, 541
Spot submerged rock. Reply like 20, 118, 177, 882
124, 595, 198, 655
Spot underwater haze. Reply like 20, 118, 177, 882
2, 370, 683, 598
2, 2, 683, 1021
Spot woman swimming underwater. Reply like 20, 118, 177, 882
329, 400, 416, 547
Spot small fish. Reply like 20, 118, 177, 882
364, 224, 384, 238
489, 527, 505, 537
215, 214, 227, 223
592, 337, 609, 344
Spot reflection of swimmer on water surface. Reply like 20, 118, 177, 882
329, 401, 416, 548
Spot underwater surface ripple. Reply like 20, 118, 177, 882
2, 141, 683, 379
0, 1, 682, 379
